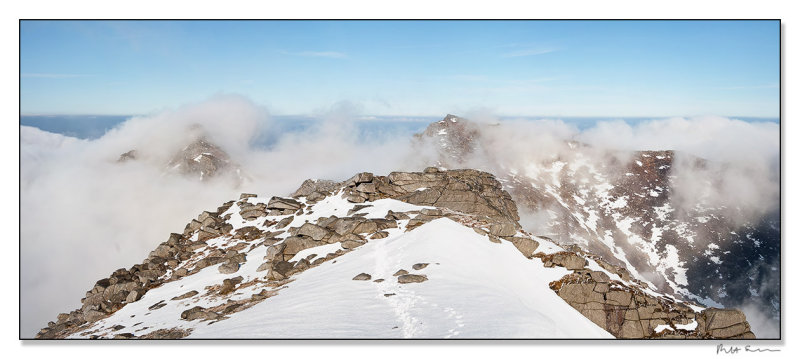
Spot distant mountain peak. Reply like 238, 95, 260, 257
116, 126, 246, 183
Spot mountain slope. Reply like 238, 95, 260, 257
414, 115, 780, 326
37, 168, 755, 339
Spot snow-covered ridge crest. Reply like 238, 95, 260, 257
36, 168, 755, 339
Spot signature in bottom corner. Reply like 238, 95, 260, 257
717, 344, 781, 354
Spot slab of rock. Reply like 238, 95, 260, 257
296, 223, 330, 241
283, 236, 320, 258
412, 263, 429, 270
126, 290, 142, 303
275, 216, 294, 229
83, 309, 106, 322
180, 306, 218, 321
385, 210, 410, 220
393, 269, 408, 276
370, 231, 389, 239
702, 308, 755, 338
344, 172, 374, 187
352, 273, 372, 281
508, 236, 539, 258
171, 290, 199, 301
292, 179, 340, 198
398, 274, 428, 284
341, 239, 366, 249
267, 196, 303, 211
218, 261, 240, 274
219, 276, 244, 295
549, 251, 588, 270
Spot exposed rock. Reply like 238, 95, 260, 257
702, 308, 755, 338
398, 274, 428, 284
344, 172, 374, 187
341, 238, 366, 249
148, 300, 167, 311
283, 236, 321, 258
548, 270, 755, 339
291, 179, 341, 198
542, 251, 587, 270
219, 276, 244, 295
166, 137, 236, 181
171, 290, 199, 301
83, 310, 106, 322
267, 196, 303, 211
264, 243, 286, 262
385, 210, 410, 220
139, 327, 192, 339
296, 223, 330, 241
125, 290, 142, 303
173, 268, 189, 278
412, 263, 429, 270
352, 273, 372, 281
271, 261, 294, 279
256, 262, 271, 272
274, 216, 294, 229
508, 237, 540, 258
180, 306, 218, 321
393, 269, 408, 276
118, 150, 137, 162
348, 204, 373, 216
370, 231, 389, 239
218, 261, 240, 274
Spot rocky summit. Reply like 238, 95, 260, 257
117, 124, 245, 183
415, 114, 780, 325
36, 168, 755, 339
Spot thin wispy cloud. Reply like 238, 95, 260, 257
715, 84, 778, 90
279, 50, 348, 59
21, 73, 88, 79
501, 48, 556, 58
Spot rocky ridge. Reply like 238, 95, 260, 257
414, 114, 780, 323
36, 168, 754, 339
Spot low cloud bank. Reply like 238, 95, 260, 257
20, 96, 779, 337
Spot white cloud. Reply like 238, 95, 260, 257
501, 48, 556, 58
21, 73, 89, 78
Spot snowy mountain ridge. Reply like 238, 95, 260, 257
414, 115, 780, 327
36, 168, 755, 339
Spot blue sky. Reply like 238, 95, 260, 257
20, 20, 779, 117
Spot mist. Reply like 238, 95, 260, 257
19, 96, 780, 338
19, 95, 425, 337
